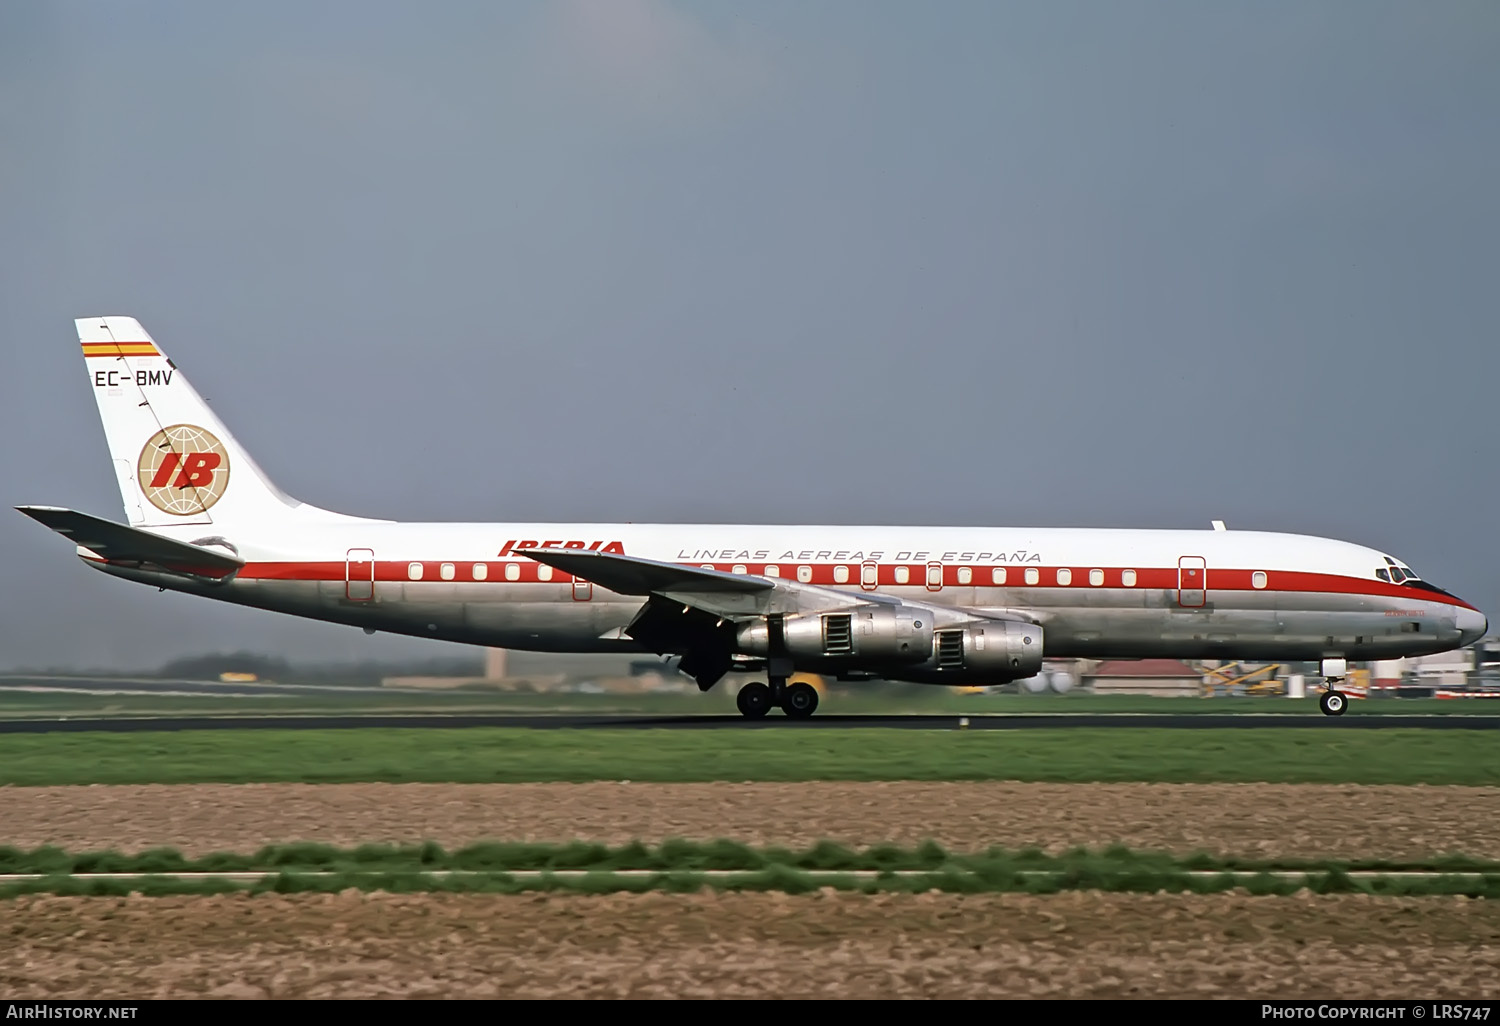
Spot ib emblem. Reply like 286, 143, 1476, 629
137, 424, 231, 516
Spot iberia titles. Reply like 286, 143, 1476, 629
498, 539, 626, 556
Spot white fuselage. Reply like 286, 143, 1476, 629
91, 520, 1487, 671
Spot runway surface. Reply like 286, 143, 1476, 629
1, 712, 1497, 733
0, 675, 423, 697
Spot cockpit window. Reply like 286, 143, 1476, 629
1378, 556, 1452, 596
1379, 557, 1423, 584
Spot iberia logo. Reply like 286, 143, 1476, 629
137, 424, 231, 516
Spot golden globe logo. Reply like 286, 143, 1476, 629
137, 424, 231, 516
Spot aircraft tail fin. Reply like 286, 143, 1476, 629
77, 316, 372, 528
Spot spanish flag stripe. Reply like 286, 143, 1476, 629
81, 342, 159, 357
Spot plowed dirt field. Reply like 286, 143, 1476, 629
1, 781, 1494, 859
2, 891, 1497, 999
5, 781, 1497, 998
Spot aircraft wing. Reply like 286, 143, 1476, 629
516, 547, 891, 618
16, 506, 243, 580
515, 548, 771, 596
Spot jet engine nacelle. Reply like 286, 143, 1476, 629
735, 606, 935, 663
913, 619, 1044, 682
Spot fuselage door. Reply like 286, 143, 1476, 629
1178, 555, 1206, 608
346, 548, 375, 601
572, 576, 592, 602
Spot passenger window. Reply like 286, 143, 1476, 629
733, 564, 747, 575
1122, 569, 1137, 587
895, 566, 910, 584
1025, 567, 1039, 585
1057, 568, 1072, 586
798, 565, 813, 583
440, 562, 455, 581
926, 563, 942, 589
407, 562, 423, 581
538, 565, 553, 581
861, 563, 877, 588
1089, 569, 1103, 586
504, 563, 520, 581
764, 565, 780, 577
1252, 571, 1267, 589
834, 565, 849, 583
991, 567, 1006, 585
472, 563, 488, 581
957, 566, 972, 585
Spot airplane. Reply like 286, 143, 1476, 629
18, 317, 1488, 719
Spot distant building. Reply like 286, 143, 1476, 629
1084, 659, 1202, 697
1403, 648, 1474, 687
484, 648, 508, 680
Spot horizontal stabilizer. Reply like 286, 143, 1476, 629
15, 506, 243, 580
515, 548, 774, 596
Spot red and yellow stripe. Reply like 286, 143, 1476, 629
81, 341, 160, 358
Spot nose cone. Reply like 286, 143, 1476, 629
1458, 606, 1488, 647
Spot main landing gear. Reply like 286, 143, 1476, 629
1318, 657, 1348, 717
736, 677, 819, 720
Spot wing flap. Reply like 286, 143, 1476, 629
16, 506, 243, 579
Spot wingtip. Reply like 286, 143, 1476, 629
16, 505, 69, 518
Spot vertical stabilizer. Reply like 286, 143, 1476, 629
77, 316, 367, 528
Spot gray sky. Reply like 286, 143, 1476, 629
2, 1, 1497, 671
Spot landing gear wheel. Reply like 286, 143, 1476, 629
782, 681, 819, 719
1319, 689, 1347, 717
736, 681, 773, 719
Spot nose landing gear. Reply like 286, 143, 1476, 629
1318, 688, 1347, 716
1318, 657, 1348, 717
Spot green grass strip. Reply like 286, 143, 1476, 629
3, 840, 1500, 876
0, 727, 1497, 785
